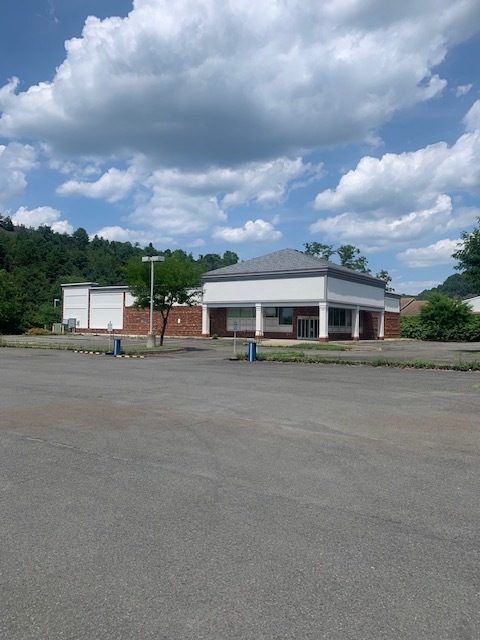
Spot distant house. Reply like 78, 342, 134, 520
400, 297, 428, 317
62, 248, 401, 341
466, 296, 480, 313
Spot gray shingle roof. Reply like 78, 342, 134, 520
204, 249, 329, 276
203, 248, 386, 287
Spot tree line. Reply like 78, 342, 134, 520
0, 219, 238, 334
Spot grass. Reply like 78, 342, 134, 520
261, 342, 351, 351
236, 350, 480, 371
0, 337, 184, 356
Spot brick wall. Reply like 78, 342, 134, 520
385, 311, 400, 338
123, 306, 202, 337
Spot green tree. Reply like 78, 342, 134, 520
303, 242, 335, 261
453, 218, 480, 293
419, 293, 477, 341
375, 269, 394, 292
0, 269, 24, 333
125, 254, 203, 345
336, 244, 371, 274
304, 242, 373, 273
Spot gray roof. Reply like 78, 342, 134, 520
204, 249, 328, 276
203, 248, 385, 286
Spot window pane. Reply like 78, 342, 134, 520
265, 307, 278, 317
279, 307, 293, 325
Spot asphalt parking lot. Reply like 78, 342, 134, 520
1, 344, 479, 639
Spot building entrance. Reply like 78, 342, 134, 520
297, 317, 319, 340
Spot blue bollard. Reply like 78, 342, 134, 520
113, 338, 122, 356
247, 341, 257, 362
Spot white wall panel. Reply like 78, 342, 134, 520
203, 276, 325, 305
385, 295, 400, 313
62, 287, 89, 328
90, 291, 124, 329
327, 277, 384, 308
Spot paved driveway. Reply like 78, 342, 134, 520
0, 346, 479, 639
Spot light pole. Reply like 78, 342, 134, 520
141, 255, 164, 347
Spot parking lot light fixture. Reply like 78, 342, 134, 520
141, 255, 165, 347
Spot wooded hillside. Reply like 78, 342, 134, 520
0, 222, 237, 333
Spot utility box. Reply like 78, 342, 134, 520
67, 318, 77, 331
52, 323, 64, 334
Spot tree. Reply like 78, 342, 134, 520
125, 254, 203, 345
453, 218, 480, 293
0, 269, 23, 333
375, 269, 394, 292
419, 293, 477, 341
303, 242, 335, 261
336, 244, 371, 274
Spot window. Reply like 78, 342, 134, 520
279, 307, 293, 325
328, 307, 352, 331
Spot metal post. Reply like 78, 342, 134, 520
142, 255, 164, 348
149, 258, 154, 336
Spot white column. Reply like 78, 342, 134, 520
352, 306, 360, 341
255, 303, 264, 337
378, 310, 385, 340
318, 302, 328, 342
202, 304, 210, 336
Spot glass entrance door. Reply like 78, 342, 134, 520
297, 317, 319, 339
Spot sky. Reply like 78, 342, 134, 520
1, 1, 480, 294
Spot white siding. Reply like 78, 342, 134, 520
203, 276, 326, 305
90, 291, 124, 329
385, 295, 400, 313
467, 296, 480, 313
62, 287, 89, 328
327, 277, 384, 308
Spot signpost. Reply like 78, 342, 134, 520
107, 321, 113, 352
233, 321, 238, 358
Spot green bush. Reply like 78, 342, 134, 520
400, 316, 426, 339
419, 293, 480, 341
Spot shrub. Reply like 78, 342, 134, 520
25, 327, 51, 336
419, 293, 478, 341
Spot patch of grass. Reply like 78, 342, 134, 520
267, 342, 351, 351
25, 327, 51, 336
236, 351, 480, 371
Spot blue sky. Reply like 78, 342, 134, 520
1, 0, 480, 294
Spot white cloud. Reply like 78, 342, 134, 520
394, 279, 443, 296
92, 225, 174, 247
213, 219, 282, 243
1, 0, 478, 166
121, 157, 312, 239
463, 99, 480, 132
11, 206, 73, 234
310, 104, 480, 249
455, 83, 473, 97
0, 143, 37, 209
57, 166, 137, 202
397, 238, 461, 268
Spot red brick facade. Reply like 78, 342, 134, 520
77, 304, 400, 340
209, 307, 400, 340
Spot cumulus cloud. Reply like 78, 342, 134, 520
213, 219, 282, 243
394, 279, 443, 296
464, 99, 480, 132
0, 142, 37, 209
310, 104, 480, 249
11, 206, 73, 234
120, 157, 312, 238
1, 0, 478, 166
397, 238, 461, 268
57, 166, 137, 202
92, 225, 174, 246
455, 83, 473, 97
